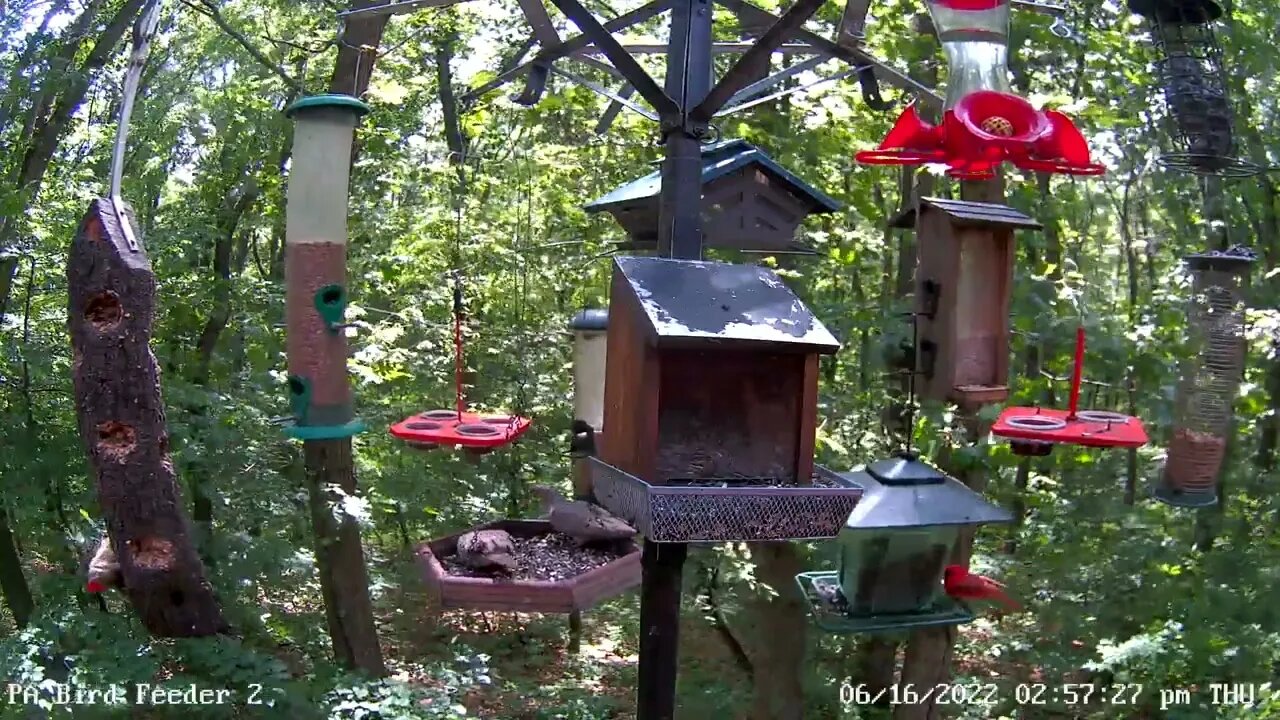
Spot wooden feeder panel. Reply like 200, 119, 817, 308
600, 256, 839, 485
896, 198, 1042, 405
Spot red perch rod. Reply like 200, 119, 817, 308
1067, 325, 1085, 420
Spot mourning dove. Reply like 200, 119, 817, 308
531, 485, 635, 545
84, 536, 122, 593
455, 529, 518, 572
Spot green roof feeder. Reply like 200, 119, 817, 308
796, 452, 1012, 634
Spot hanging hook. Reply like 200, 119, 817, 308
110, 0, 164, 252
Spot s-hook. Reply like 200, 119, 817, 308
110, 0, 164, 252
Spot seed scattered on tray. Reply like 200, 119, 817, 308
442, 532, 627, 582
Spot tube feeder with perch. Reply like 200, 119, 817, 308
583, 139, 842, 256
568, 308, 609, 436
1154, 248, 1254, 508
795, 452, 1012, 633
992, 326, 1150, 456
283, 94, 371, 441
889, 197, 1043, 406
855, 0, 1104, 179
1128, 0, 1260, 178
588, 257, 863, 544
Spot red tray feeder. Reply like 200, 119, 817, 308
991, 327, 1149, 455
390, 409, 532, 453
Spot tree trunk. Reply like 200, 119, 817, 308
747, 542, 807, 720
67, 199, 226, 637
0, 504, 34, 629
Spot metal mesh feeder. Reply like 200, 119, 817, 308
587, 457, 863, 543
1155, 250, 1254, 508
796, 453, 1012, 634
1129, 0, 1259, 177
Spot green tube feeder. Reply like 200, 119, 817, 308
283, 374, 366, 440
796, 452, 1012, 634
315, 284, 348, 333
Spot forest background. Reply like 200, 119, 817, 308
1, 0, 1279, 717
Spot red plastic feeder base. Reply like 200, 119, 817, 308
390, 409, 532, 452
992, 407, 1149, 450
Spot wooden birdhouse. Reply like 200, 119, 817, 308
890, 197, 1042, 406
588, 256, 862, 543
584, 140, 841, 255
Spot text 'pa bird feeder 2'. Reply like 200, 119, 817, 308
415, 519, 641, 613
589, 256, 863, 543
1128, 0, 1259, 177
856, 0, 1103, 179
1155, 250, 1254, 508
891, 197, 1042, 406
584, 139, 841, 256
795, 453, 1012, 634
283, 94, 370, 441
993, 327, 1150, 455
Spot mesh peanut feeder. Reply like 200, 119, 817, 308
1155, 249, 1254, 508
1128, 0, 1260, 177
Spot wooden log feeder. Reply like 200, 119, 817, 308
68, 200, 226, 637
283, 94, 370, 440
414, 520, 641, 613
590, 256, 863, 543
794, 453, 1011, 634
889, 196, 1043, 406
583, 139, 842, 256
1155, 250, 1254, 508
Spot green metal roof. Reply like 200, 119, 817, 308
583, 139, 842, 214
285, 94, 371, 119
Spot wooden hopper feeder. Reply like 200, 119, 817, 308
589, 256, 863, 543
1155, 250, 1253, 508
890, 197, 1042, 406
795, 453, 1011, 634
583, 139, 841, 256
992, 327, 1150, 455
415, 519, 641, 613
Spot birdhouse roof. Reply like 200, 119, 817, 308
887, 197, 1042, 231
583, 139, 842, 214
612, 256, 841, 353
836, 455, 1013, 529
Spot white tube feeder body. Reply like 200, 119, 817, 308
570, 308, 608, 433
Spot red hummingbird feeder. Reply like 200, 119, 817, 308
390, 278, 531, 454
991, 327, 1148, 455
855, 0, 1104, 179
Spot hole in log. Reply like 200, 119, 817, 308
170, 590, 185, 606
128, 537, 176, 570
84, 216, 103, 242
85, 291, 123, 330
95, 422, 137, 460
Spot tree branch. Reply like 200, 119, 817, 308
182, 0, 303, 91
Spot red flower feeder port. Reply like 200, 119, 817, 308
415, 519, 641, 613
390, 409, 532, 453
991, 327, 1148, 455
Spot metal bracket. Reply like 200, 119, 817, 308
513, 63, 550, 106
548, 65, 659, 120
857, 66, 894, 111
595, 84, 637, 134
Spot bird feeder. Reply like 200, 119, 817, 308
891, 197, 1042, 406
415, 519, 642, 613
795, 453, 1012, 634
569, 309, 608, 434
1155, 250, 1254, 508
283, 94, 370, 440
588, 256, 863, 543
1128, 0, 1259, 177
993, 327, 1150, 455
583, 139, 841, 255
856, 0, 1103, 179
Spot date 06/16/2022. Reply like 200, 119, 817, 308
839, 682, 1149, 707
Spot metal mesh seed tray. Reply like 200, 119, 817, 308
587, 457, 864, 543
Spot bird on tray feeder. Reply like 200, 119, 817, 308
856, 0, 1103, 179
795, 452, 1013, 633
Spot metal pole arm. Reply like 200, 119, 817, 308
690, 0, 828, 122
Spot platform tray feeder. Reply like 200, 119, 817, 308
593, 256, 862, 543
390, 410, 532, 453
796, 453, 1012, 634
584, 139, 841, 256
415, 519, 641, 613
1155, 249, 1254, 508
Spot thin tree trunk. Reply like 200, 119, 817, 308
747, 542, 807, 720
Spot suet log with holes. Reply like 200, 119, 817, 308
588, 256, 863, 543
584, 139, 841, 255
889, 197, 1042, 406
796, 452, 1011, 633
1155, 249, 1254, 508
